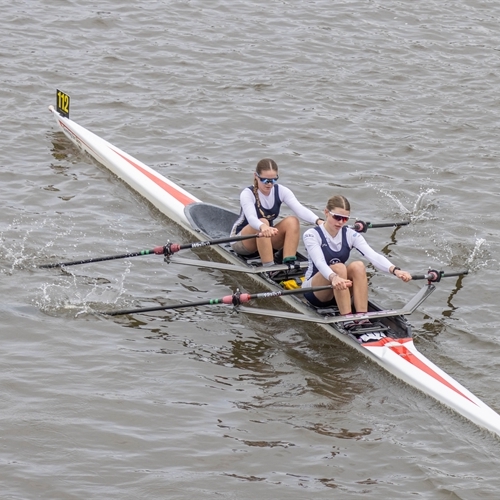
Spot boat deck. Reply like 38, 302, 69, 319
184, 202, 412, 342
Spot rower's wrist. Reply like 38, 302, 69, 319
315, 218, 324, 226
328, 272, 337, 282
391, 266, 401, 275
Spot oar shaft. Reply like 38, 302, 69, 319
411, 269, 469, 281
244, 285, 332, 301
103, 285, 332, 316
352, 220, 410, 232
173, 233, 259, 253
367, 221, 410, 229
104, 296, 232, 316
39, 234, 261, 269
39, 249, 160, 268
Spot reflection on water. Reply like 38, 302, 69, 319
379, 224, 407, 257
48, 131, 80, 166
301, 423, 372, 440
106, 300, 370, 414
419, 318, 447, 339
441, 273, 467, 319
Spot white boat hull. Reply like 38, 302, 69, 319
48, 104, 500, 438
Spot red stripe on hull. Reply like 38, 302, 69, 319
57, 117, 196, 208
111, 148, 197, 207
365, 338, 478, 406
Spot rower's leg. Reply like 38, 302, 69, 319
238, 224, 259, 253
347, 261, 368, 313
255, 219, 275, 264
331, 263, 352, 315
309, 272, 334, 303
309, 263, 352, 315
273, 216, 300, 260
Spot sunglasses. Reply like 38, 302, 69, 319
328, 211, 350, 223
256, 174, 279, 185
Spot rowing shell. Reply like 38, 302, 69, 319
48, 97, 500, 438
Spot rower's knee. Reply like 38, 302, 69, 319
349, 261, 366, 277
282, 216, 300, 231
331, 262, 347, 278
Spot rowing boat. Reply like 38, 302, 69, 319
48, 91, 500, 438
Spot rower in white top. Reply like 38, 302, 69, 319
302, 194, 412, 330
230, 158, 321, 268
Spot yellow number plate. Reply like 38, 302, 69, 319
56, 89, 70, 118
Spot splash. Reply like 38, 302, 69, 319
35, 263, 132, 317
379, 187, 438, 222
379, 188, 411, 215
466, 238, 484, 265
411, 188, 437, 215
464, 238, 487, 270
0, 216, 80, 274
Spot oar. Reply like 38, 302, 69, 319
353, 220, 410, 233
102, 285, 333, 317
39, 233, 261, 269
411, 269, 469, 282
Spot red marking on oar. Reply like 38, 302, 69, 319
169, 244, 181, 253
220, 294, 252, 305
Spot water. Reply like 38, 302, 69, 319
1, 0, 500, 498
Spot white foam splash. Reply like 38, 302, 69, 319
465, 238, 486, 267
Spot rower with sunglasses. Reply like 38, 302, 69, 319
302, 194, 412, 330
231, 158, 321, 268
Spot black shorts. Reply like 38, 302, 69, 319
303, 290, 337, 308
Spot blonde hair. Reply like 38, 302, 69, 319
326, 195, 350, 211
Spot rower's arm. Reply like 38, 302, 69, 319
279, 185, 319, 225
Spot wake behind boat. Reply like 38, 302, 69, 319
47, 90, 500, 438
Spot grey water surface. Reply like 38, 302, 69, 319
1, 0, 500, 498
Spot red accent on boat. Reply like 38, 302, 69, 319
56, 116, 196, 208
153, 246, 165, 254
111, 148, 197, 207
365, 338, 478, 406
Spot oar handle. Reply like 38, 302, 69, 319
411, 269, 469, 282
353, 220, 410, 233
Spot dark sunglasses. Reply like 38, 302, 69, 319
328, 211, 350, 223
256, 174, 279, 185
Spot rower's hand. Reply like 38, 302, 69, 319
259, 226, 278, 238
330, 275, 352, 290
394, 269, 412, 282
